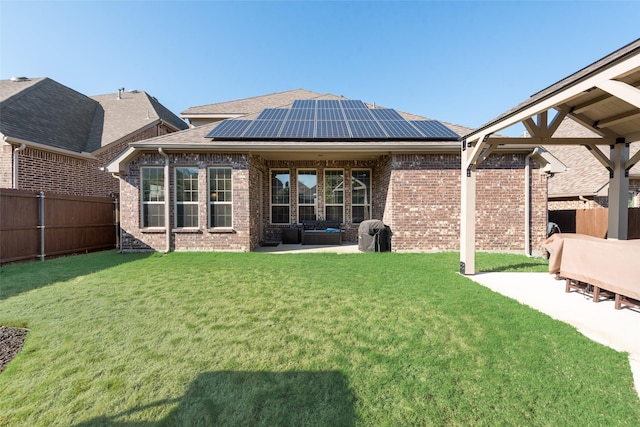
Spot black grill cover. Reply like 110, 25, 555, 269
358, 220, 392, 252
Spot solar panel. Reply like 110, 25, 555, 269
288, 108, 316, 120
256, 108, 288, 120
280, 120, 315, 138
348, 120, 387, 138
377, 120, 423, 138
292, 100, 316, 109
243, 120, 284, 138
369, 108, 404, 121
317, 120, 350, 138
206, 100, 455, 141
344, 108, 375, 120
205, 120, 252, 138
317, 99, 341, 109
410, 120, 459, 139
340, 100, 367, 109
317, 108, 344, 120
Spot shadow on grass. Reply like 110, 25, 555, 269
482, 262, 549, 273
0, 251, 152, 301
74, 371, 357, 426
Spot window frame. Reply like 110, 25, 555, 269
351, 168, 372, 224
270, 169, 291, 224
140, 166, 166, 229
208, 167, 233, 229
324, 168, 345, 224
174, 166, 199, 229
297, 169, 318, 223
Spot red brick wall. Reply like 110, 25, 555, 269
119, 152, 252, 252
117, 151, 549, 254
3, 123, 179, 197
385, 153, 548, 254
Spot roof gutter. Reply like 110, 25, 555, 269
3, 135, 97, 160
12, 143, 26, 189
158, 147, 171, 254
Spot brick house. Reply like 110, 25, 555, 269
106, 90, 560, 254
545, 117, 640, 210
0, 77, 188, 197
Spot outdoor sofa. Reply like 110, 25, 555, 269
301, 221, 343, 245
543, 233, 640, 310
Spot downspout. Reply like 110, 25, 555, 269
158, 148, 171, 253
13, 143, 26, 189
524, 149, 537, 257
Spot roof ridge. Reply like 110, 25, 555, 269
184, 88, 322, 111
0, 77, 49, 107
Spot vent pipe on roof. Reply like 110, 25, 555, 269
117, 87, 125, 100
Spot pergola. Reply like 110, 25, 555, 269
461, 39, 640, 275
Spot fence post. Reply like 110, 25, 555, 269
38, 191, 45, 261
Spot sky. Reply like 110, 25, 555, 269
1, 1, 639, 136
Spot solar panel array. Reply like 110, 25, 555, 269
205, 100, 459, 140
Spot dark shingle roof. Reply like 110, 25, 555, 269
87, 91, 187, 151
0, 78, 99, 152
0, 78, 187, 154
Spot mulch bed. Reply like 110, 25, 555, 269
0, 326, 28, 373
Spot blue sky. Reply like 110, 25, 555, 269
1, 1, 639, 135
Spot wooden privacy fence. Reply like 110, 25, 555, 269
0, 189, 117, 265
549, 207, 640, 239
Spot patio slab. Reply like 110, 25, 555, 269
468, 272, 640, 399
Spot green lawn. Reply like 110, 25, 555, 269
1, 251, 638, 426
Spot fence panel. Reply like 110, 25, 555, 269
0, 189, 116, 265
576, 208, 609, 239
0, 189, 40, 264
44, 193, 116, 257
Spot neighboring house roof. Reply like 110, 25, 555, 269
0, 77, 187, 154
1, 77, 99, 153
88, 90, 188, 151
546, 117, 640, 198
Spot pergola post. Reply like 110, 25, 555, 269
460, 141, 476, 275
608, 139, 629, 239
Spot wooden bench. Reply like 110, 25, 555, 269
301, 221, 343, 245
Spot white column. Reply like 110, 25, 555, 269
460, 144, 476, 275
608, 139, 629, 240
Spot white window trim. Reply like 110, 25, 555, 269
351, 168, 372, 224
208, 167, 233, 230
324, 168, 345, 224
297, 168, 317, 223
270, 168, 291, 225
140, 166, 165, 229
174, 166, 199, 229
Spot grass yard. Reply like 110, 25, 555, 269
0, 251, 638, 426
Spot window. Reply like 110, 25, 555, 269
141, 167, 165, 228
209, 167, 232, 228
271, 169, 290, 224
324, 169, 344, 223
352, 169, 371, 223
298, 170, 317, 222
175, 167, 199, 228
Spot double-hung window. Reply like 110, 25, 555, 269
351, 169, 371, 223
141, 167, 165, 228
298, 170, 317, 222
271, 169, 290, 224
324, 169, 344, 223
209, 167, 232, 228
175, 167, 199, 228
